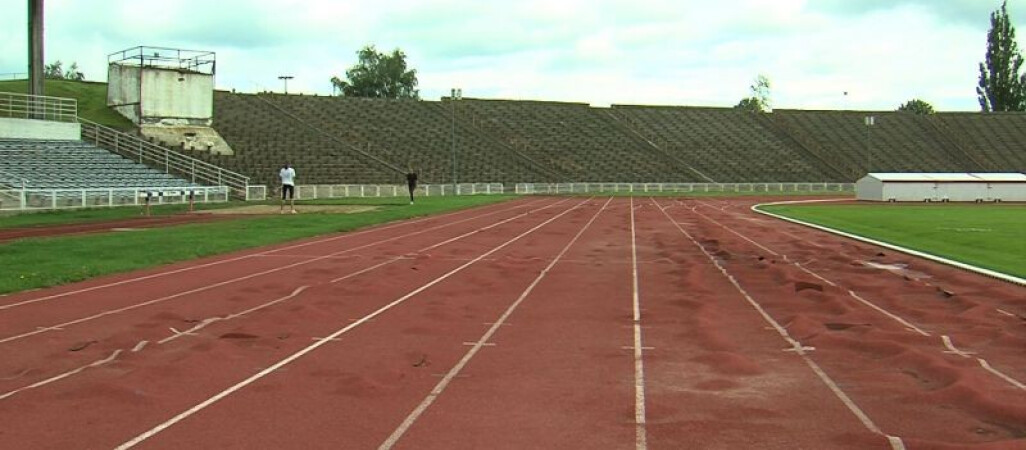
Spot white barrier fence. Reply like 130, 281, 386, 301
262, 183, 507, 200
256, 182, 853, 200
0, 186, 230, 211
514, 182, 855, 194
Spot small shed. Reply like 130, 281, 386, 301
856, 173, 1026, 202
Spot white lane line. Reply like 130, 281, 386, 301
701, 201, 1026, 393
940, 336, 974, 358
0, 198, 545, 312
630, 196, 649, 450
686, 203, 939, 340
157, 286, 311, 345
996, 309, 1015, 317
378, 197, 613, 450
0, 350, 122, 401
0, 199, 569, 345
688, 207, 780, 257
114, 198, 592, 450
155, 205, 546, 345
652, 198, 905, 449
792, 262, 838, 287
846, 291, 931, 337
0, 206, 556, 403
977, 359, 1026, 390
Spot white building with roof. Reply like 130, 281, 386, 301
856, 173, 1026, 202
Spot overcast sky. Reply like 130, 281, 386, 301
2, 0, 1024, 111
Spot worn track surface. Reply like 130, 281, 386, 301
0, 196, 1023, 449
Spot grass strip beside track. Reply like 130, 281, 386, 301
759, 203, 1026, 279
0, 196, 513, 295
0, 201, 246, 229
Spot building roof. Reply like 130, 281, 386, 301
865, 173, 1026, 182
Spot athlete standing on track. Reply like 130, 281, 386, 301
406, 167, 418, 205
280, 162, 297, 214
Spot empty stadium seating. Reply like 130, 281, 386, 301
200, 91, 1026, 185
0, 139, 199, 190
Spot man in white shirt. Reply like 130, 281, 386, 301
279, 163, 297, 214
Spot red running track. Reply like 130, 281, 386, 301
0, 196, 1023, 449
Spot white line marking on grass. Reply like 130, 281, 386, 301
0, 199, 547, 313
1, 200, 569, 345
630, 196, 649, 450
378, 197, 612, 450
0, 350, 122, 401
653, 198, 905, 448
115, 198, 592, 450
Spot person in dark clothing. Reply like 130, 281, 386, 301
406, 169, 418, 205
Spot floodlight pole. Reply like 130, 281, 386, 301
278, 75, 294, 94
28, 0, 44, 104
451, 88, 462, 195
864, 115, 875, 174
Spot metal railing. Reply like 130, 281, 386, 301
268, 182, 853, 199
284, 183, 505, 200
79, 118, 251, 199
515, 182, 854, 194
0, 185, 229, 211
0, 92, 78, 122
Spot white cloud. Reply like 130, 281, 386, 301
1, 0, 1023, 111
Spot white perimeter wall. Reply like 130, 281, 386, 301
0, 118, 81, 140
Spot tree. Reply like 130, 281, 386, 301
330, 45, 419, 99
43, 60, 84, 81
735, 74, 771, 112
977, 0, 1026, 112
897, 98, 935, 114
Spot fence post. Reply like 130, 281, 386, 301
19, 188, 27, 210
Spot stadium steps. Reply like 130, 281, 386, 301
0, 139, 199, 190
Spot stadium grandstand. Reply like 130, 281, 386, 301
4, 80, 1026, 206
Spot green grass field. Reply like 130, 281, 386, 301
0, 196, 514, 295
0, 79, 135, 129
759, 203, 1026, 279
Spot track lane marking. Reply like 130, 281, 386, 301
114, 198, 593, 450
0, 199, 570, 345
0, 200, 578, 401
652, 197, 904, 449
630, 196, 649, 450
0, 350, 123, 401
0, 198, 547, 312
378, 197, 613, 450
691, 200, 1026, 390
